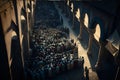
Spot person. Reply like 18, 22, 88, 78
81, 57, 84, 66
61, 16, 63, 25
85, 66, 89, 80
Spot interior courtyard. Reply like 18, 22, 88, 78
0, 0, 120, 80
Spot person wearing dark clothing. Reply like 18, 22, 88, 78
85, 66, 89, 80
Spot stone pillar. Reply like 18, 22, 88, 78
95, 40, 108, 69
79, 19, 84, 40
115, 45, 120, 80
87, 29, 95, 55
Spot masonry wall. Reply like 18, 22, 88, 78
0, 0, 36, 80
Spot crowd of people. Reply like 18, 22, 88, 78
25, 1, 84, 80
25, 25, 84, 80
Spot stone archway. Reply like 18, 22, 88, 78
20, 8, 26, 35
88, 18, 114, 72
20, 8, 28, 61
27, 2, 31, 28
87, 19, 104, 68
7, 20, 25, 80
84, 13, 89, 28
10, 31, 24, 80
87, 19, 103, 52
75, 8, 80, 21
67, 0, 70, 6
71, 3, 74, 12
90, 17, 105, 41
94, 24, 101, 41
27, 2, 31, 50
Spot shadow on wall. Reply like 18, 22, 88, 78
88, 40, 99, 70
79, 28, 89, 50
96, 50, 117, 80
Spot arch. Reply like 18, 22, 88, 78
7, 18, 25, 80
20, 9, 26, 60
20, 7, 28, 60
94, 24, 101, 41
84, 13, 89, 28
27, 3, 31, 29
71, 3, 74, 12
10, 34, 24, 80
67, 0, 70, 6
27, 2, 31, 11
20, 8, 27, 35
90, 17, 105, 41
75, 8, 80, 21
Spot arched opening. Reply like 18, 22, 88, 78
67, 0, 69, 6
71, 3, 74, 12
75, 8, 80, 21
20, 8, 28, 60
27, 3, 31, 31
94, 24, 101, 41
87, 19, 103, 67
84, 13, 89, 28
20, 12, 26, 35
10, 32, 24, 80
27, 3, 31, 45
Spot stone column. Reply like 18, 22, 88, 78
79, 19, 83, 40
87, 29, 95, 55
95, 40, 108, 69
115, 45, 120, 80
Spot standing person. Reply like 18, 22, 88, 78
60, 16, 63, 25
85, 66, 89, 80
82, 57, 84, 66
